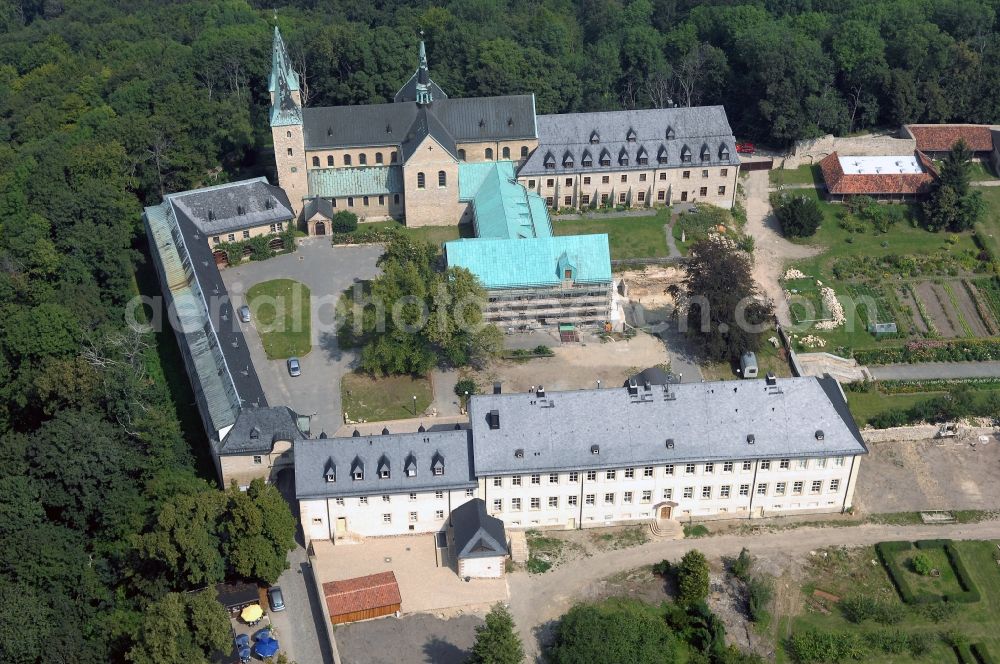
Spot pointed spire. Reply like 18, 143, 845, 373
270, 26, 299, 95
415, 34, 433, 105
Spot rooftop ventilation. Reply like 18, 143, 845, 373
417, 424, 426, 433
352, 429, 360, 437
249, 427, 260, 440
666, 126, 675, 140
536, 386, 545, 398
747, 434, 755, 444
488, 409, 500, 430
264, 197, 273, 210
765, 373, 777, 386
591, 444, 600, 455
815, 430, 825, 440
479, 118, 485, 128
665, 438, 675, 449
207, 210, 215, 221
382, 427, 390, 435
507, 117, 513, 127
627, 378, 639, 396
385, 123, 392, 134
328, 127, 333, 136
493, 382, 502, 395
514, 448, 524, 458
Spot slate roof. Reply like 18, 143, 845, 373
303, 196, 334, 220
219, 406, 305, 455
215, 582, 261, 609
445, 234, 611, 290
467, 376, 867, 475
819, 151, 938, 196
308, 166, 404, 199
520, 106, 739, 176
167, 177, 294, 236
324, 572, 401, 616
458, 161, 552, 240
294, 429, 476, 499
400, 106, 458, 161
301, 96, 536, 152
451, 498, 508, 560
905, 124, 994, 153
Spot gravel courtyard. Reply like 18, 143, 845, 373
335, 614, 484, 664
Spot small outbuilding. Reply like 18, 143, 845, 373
323, 571, 401, 624
303, 197, 334, 236
740, 352, 759, 379
449, 498, 508, 579
214, 582, 261, 612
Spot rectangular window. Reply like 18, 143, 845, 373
531, 474, 541, 485
641, 490, 652, 503
721, 169, 728, 176
583, 176, 591, 185
493, 499, 503, 512
699, 187, 707, 196
530, 497, 541, 510
606, 470, 617, 481
602, 176, 610, 184
569, 472, 579, 483
665, 464, 674, 475
643, 466, 653, 477
829, 479, 841, 492
637, 191, 646, 202
382, 495, 390, 502
659, 172, 666, 180
528, 179, 535, 188
775, 482, 786, 496
568, 495, 578, 506
797, 459, 808, 469
564, 196, 572, 206
435, 490, 444, 499
548, 497, 558, 508
620, 174, 627, 183
657, 190, 665, 201
601, 194, 609, 204
212, 236, 220, 244
347, 197, 354, 207
227, 233, 235, 242
835, 456, 846, 467
618, 192, 626, 203
511, 476, 522, 486
359, 496, 368, 504
586, 471, 597, 481
683, 487, 694, 499
546, 197, 554, 206
663, 488, 673, 500
363, 196, 369, 206
702, 169, 709, 178
685, 463, 696, 475
379, 195, 385, 205
549, 473, 559, 484
760, 460, 771, 470
779, 459, 790, 469
465, 488, 475, 497
720, 485, 731, 498
623, 491, 633, 503
604, 493, 615, 504
683, 171, 690, 179
739, 484, 750, 497
409, 492, 417, 501
639, 173, 647, 182
718, 186, 726, 196
582, 194, 590, 205
585, 494, 595, 506
704, 463, 714, 474
409, 511, 418, 522
511, 498, 521, 511
816, 458, 827, 469
383, 513, 392, 523
335, 498, 345, 506
756, 483, 768, 496
792, 481, 803, 495
723, 461, 733, 473
493, 477, 502, 487
811, 480, 823, 494
565, 178, 573, 186
269, 224, 276, 232
252, 455, 262, 465
742, 461, 752, 471
701, 486, 712, 499
435, 509, 444, 519
546, 179, 554, 187
624, 468, 635, 479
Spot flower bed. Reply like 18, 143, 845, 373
854, 338, 1000, 365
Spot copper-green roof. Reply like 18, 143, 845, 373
458, 161, 551, 239
308, 166, 403, 198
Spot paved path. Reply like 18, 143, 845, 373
870, 361, 1000, 380
508, 518, 1000, 661
664, 219, 682, 259
222, 239, 383, 435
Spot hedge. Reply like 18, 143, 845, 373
330, 226, 404, 246
974, 643, 997, 664
956, 643, 997, 664
854, 338, 1000, 365
878, 540, 982, 605
876, 541, 928, 605
943, 542, 981, 603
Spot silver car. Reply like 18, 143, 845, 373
287, 358, 301, 377
267, 586, 285, 612
238, 305, 251, 323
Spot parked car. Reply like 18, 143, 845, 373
736, 141, 755, 155
286, 358, 301, 377
238, 305, 251, 323
267, 586, 285, 612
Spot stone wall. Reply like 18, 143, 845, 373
272, 124, 309, 214
860, 425, 999, 444
783, 132, 916, 169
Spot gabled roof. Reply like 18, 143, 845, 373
451, 499, 508, 560
303, 197, 334, 220
904, 124, 994, 153
445, 234, 611, 290
219, 406, 304, 455
400, 106, 458, 161
166, 177, 294, 236
818, 151, 938, 196
324, 572, 401, 616
458, 161, 552, 240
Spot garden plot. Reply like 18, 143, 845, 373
913, 282, 960, 337
895, 286, 928, 334
908, 280, 998, 339
949, 281, 991, 337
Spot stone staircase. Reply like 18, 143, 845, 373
648, 519, 684, 540
797, 352, 872, 383
508, 530, 529, 563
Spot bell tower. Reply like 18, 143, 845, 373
269, 26, 307, 215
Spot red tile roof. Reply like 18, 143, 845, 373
323, 571, 401, 616
818, 152, 938, 196
906, 124, 994, 153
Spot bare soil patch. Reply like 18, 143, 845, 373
914, 281, 958, 337
965, 280, 1000, 335
952, 280, 991, 337
896, 286, 929, 334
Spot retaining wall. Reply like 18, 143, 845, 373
783, 133, 916, 169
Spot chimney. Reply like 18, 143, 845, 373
488, 409, 500, 430
536, 386, 545, 398
627, 378, 639, 396
493, 382, 502, 395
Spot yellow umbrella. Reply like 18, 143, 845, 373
241, 604, 263, 623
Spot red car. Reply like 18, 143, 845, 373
736, 141, 755, 155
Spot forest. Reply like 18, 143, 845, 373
0, 0, 997, 661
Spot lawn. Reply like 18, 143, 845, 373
552, 209, 670, 260
974, 185, 1000, 263
700, 341, 792, 381
771, 540, 1000, 664
340, 372, 433, 422
769, 164, 822, 187
245, 278, 312, 359
846, 390, 939, 427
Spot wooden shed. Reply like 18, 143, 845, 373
323, 571, 401, 624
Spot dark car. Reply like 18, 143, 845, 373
267, 586, 285, 612
287, 358, 301, 377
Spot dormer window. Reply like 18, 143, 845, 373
657, 145, 668, 164
591, 444, 600, 455
599, 149, 611, 167
207, 210, 215, 221
681, 145, 692, 163
405, 453, 417, 477
666, 438, 675, 449
249, 427, 260, 440
544, 152, 556, 170
700, 143, 710, 161
351, 456, 364, 481
626, 128, 637, 142
719, 144, 730, 160
666, 126, 675, 140
747, 434, 755, 444
618, 148, 629, 166
582, 150, 593, 168
237, 205, 245, 215
324, 460, 336, 483
590, 130, 600, 144
264, 198, 274, 210
352, 469, 363, 480
563, 151, 574, 168
637, 147, 648, 165
377, 454, 390, 479
432, 452, 444, 476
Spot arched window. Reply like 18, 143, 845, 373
312, 156, 320, 167
390, 151, 398, 163
375, 152, 383, 164
417, 172, 426, 189
344, 154, 352, 166
286, 131, 291, 138
327, 155, 334, 166
359, 153, 367, 165
485, 148, 494, 160
458, 149, 466, 161
502, 146, 510, 159
521, 146, 529, 158
287, 148, 293, 157
438, 170, 446, 187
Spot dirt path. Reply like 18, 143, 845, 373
507, 519, 1000, 661
744, 171, 822, 326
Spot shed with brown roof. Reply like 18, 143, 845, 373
818, 152, 938, 202
323, 571, 402, 624
902, 124, 994, 158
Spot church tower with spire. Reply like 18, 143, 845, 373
269, 26, 307, 215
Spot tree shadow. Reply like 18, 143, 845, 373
529, 619, 559, 663
421, 636, 469, 664
300, 560, 337, 664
